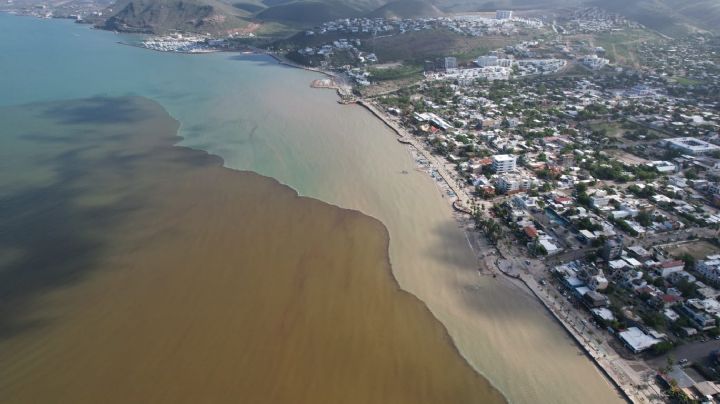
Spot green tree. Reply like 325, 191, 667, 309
652, 341, 673, 355
637, 210, 653, 227
680, 253, 696, 271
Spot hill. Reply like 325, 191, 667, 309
99, 0, 719, 37
102, 0, 255, 33
670, 0, 720, 32
435, 0, 581, 13
590, 0, 720, 36
255, 1, 361, 24
233, 2, 265, 12
366, 0, 443, 18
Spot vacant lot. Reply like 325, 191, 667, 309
592, 29, 660, 67
370, 29, 522, 64
665, 240, 720, 260
590, 121, 626, 138
607, 149, 650, 166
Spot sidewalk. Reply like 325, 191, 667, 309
517, 272, 665, 403
359, 97, 665, 403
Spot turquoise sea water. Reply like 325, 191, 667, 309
0, 14, 346, 196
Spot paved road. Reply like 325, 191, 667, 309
362, 97, 720, 402
522, 274, 666, 403
648, 339, 720, 369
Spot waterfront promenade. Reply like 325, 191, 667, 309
495, 247, 665, 404
356, 99, 474, 213
520, 273, 664, 404
359, 97, 664, 404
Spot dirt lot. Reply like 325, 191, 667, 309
664, 240, 720, 260
608, 149, 650, 166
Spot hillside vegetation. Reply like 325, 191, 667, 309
370, 28, 517, 63
103, 0, 255, 33
366, 0, 443, 18
437, 0, 581, 13
255, 1, 362, 24
100, 0, 719, 37
592, 0, 720, 36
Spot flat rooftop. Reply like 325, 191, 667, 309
492, 154, 516, 162
666, 137, 720, 152
619, 327, 660, 352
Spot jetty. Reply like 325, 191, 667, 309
311, 77, 340, 89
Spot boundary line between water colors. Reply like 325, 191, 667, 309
268, 53, 639, 403
354, 96, 646, 404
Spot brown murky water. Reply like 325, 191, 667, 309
0, 97, 504, 403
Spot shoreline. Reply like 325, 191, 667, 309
0, 95, 506, 403
363, 94, 646, 402
158, 99, 509, 403
254, 53, 524, 400
0, 14, 632, 402
260, 47, 635, 401
350, 89, 639, 403
111, 39, 665, 401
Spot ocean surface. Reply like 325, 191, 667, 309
0, 14, 624, 403
0, 96, 502, 403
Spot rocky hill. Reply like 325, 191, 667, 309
99, 0, 720, 36
254, 1, 363, 24
102, 0, 255, 33
593, 0, 720, 36
365, 0, 443, 19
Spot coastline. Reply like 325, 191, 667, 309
351, 83, 663, 403
0, 96, 507, 403
258, 50, 632, 403
356, 91, 643, 403
0, 15, 628, 402
335, 77, 635, 401
266, 52, 354, 98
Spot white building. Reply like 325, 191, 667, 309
413, 112, 452, 131
512, 195, 539, 211
647, 160, 677, 173
475, 55, 498, 67
697, 258, 720, 286
590, 196, 610, 208
492, 154, 517, 173
496, 174, 536, 194
538, 234, 561, 255
590, 275, 609, 291
619, 327, 661, 353
581, 55, 609, 70
444, 56, 457, 72
664, 137, 720, 155
496, 10, 513, 20
656, 260, 685, 278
